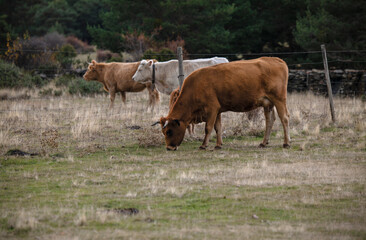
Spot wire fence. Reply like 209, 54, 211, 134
0, 48, 365, 111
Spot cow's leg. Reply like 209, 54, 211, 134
214, 113, 223, 149
199, 110, 218, 150
187, 124, 193, 136
260, 105, 276, 147
121, 91, 126, 104
109, 87, 116, 109
273, 100, 290, 148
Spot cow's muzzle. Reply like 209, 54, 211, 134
166, 145, 178, 151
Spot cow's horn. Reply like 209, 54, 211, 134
151, 121, 160, 126
163, 120, 169, 129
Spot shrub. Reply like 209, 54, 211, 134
0, 59, 21, 88
143, 48, 175, 61
2, 33, 63, 70
66, 36, 94, 54
55, 74, 74, 87
165, 36, 186, 56
17, 36, 56, 70
157, 48, 175, 61
96, 49, 112, 62
54, 90, 62, 97
35, 62, 59, 76
43, 32, 66, 50
55, 44, 77, 70
22, 74, 46, 88
0, 59, 47, 88
107, 55, 123, 62
361, 94, 366, 102
143, 49, 159, 61
68, 77, 104, 95
39, 88, 53, 97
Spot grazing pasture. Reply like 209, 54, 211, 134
0, 90, 365, 239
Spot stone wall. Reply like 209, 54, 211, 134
288, 69, 366, 96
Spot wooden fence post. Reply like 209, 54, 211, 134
321, 44, 336, 123
177, 47, 184, 91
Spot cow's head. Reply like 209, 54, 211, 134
132, 60, 154, 83
159, 117, 186, 151
83, 60, 100, 81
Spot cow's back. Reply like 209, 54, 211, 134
183, 57, 228, 77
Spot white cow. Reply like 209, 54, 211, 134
132, 57, 229, 95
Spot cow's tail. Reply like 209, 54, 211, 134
153, 88, 160, 104
149, 88, 160, 106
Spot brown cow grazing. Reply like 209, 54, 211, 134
83, 60, 159, 108
158, 57, 290, 150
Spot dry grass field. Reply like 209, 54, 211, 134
0, 89, 365, 239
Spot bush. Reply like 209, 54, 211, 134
96, 49, 112, 62
39, 88, 53, 97
107, 56, 123, 62
2, 33, 60, 70
96, 50, 122, 62
43, 32, 66, 50
0, 59, 48, 88
158, 48, 175, 61
362, 94, 366, 102
55, 44, 77, 69
143, 49, 159, 61
143, 48, 175, 61
54, 90, 62, 97
68, 77, 104, 95
22, 74, 46, 88
17, 36, 57, 70
55, 74, 74, 87
35, 62, 59, 76
0, 59, 21, 88
66, 36, 94, 53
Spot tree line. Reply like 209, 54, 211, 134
1, 0, 365, 63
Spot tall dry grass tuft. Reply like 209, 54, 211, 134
74, 208, 88, 226
74, 207, 125, 226
8, 209, 38, 231
0, 128, 10, 147
71, 107, 102, 139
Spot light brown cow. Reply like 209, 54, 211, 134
159, 57, 290, 150
83, 60, 159, 108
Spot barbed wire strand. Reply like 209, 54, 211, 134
2, 48, 366, 54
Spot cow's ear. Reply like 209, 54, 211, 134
148, 60, 153, 66
160, 117, 167, 126
92, 60, 97, 66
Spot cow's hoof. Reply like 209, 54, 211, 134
214, 145, 222, 150
283, 144, 290, 149
199, 146, 207, 150
259, 143, 266, 148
